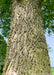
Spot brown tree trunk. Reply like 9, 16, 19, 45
3, 0, 52, 75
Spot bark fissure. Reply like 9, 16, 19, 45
3, 0, 52, 75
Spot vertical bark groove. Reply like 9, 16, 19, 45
3, 0, 52, 75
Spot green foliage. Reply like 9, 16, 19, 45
0, 0, 11, 14
0, 34, 7, 75
47, 45, 51, 50
51, 68, 54, 75
0, 0, 54, 37
0, 0, 11, 38
42, 0, 54, 33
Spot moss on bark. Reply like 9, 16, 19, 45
3, 0, 52, 75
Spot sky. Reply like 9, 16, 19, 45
45, 32, 54, 67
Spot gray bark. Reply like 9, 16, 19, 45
3, 0, 52, 75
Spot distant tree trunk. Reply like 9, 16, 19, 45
3, 0, 52, 75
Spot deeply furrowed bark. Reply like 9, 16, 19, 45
3, 0, 52, 75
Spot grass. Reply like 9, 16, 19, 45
51, 67, 54, 75
0, 73, 2, 75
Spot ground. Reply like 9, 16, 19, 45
51, 67, 54, 75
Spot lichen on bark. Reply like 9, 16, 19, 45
3, 0, 52, 75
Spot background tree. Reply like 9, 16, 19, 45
42, 0, 54, 33
0, 34, 7, 75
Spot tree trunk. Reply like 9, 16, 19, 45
3, 0, 52, 75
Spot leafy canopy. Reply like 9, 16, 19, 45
0, 34, 7, 74
42, 0, 54, 33
0, 0, 54, 37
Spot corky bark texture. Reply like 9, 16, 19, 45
3, 0, 52, 75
